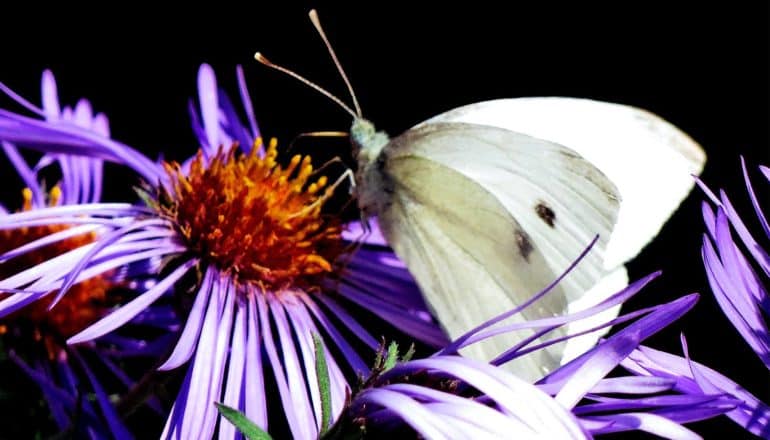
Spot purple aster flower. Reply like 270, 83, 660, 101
696, 158, 770, 435
332, 266, 739, 439
0, 71, 175, 438
0, 65, 446, 438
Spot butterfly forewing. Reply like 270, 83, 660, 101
422, 98, 706, 269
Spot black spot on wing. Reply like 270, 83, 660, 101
515, 229, 533, 262
535, 201, 556, 228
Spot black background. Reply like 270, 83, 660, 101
0, 3, 767, 438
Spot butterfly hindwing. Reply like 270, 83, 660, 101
376, 154, 567, 380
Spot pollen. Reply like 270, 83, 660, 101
0, 186, 111, 359
161, 139, 343, 290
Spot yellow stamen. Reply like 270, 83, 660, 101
160, 139, 344, 290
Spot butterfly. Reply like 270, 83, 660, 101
351, 98, 704, 379
257, 11, 706, 381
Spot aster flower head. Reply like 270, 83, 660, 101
0, 71, 173, 438
0, 64, 446, 438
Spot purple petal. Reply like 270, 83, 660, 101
382, 384, 536, 437
741, 157, 770, 239
714, 208, 766, 308
244, 290, 268, 427
556, 332, 641, 408
199, 280, 236, 437
9, 351, 77, 412
464, 271, 657, 349
0, 108, 164, 183
285, 296, 347, 419
301, 294, 370, 374
68, 259, 197, 344
719, 190, 770, 278
236, 65, 260, 142
389, 356, 586, 437
355, 389, 452, 439
218, 299, 248, 439
702, 202, 716, 239
257, 293, 308, 439
314, 293, 378, 351
586, 413, 701, 439
541, 294, 699, 388
342, 219, 388, 245
198, 64, 220, 154
623, 346, 770, 436
337, 283, 447, 347
760, 165, 770, 181
0, 80, 44, 116
177, 276, 228, 439
158, 268, 215, 371
217, 88, 253, 153
582, 376, 676, 395
703, 235, 770, 366
41, 70, 60, 120
71, 350, 133, 440
2, 141, 44, 206
53, 218, 171, 308
267, 294, 318, 439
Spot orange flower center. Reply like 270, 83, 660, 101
0, 186, 112, 358
160, 139, 343, 290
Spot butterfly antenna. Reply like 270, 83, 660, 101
254, 52, 357, 119
308, 9, 362, 118
287, 131, 349, 154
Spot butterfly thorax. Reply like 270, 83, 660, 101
350, 118, 392, 219
351, 118, 389, 166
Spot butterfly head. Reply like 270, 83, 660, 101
351, 117, 389, 167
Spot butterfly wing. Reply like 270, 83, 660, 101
421, 97, 706, 269
366, 122, 621, 379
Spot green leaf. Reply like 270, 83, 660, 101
383, 341, 399, 370
133, 186, 153, 206
401, 343, 416, 363
314, 333, 332, 435
215, 402, 273, 440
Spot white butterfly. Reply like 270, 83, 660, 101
351, 98, 704, 380
258, 11, 706, 381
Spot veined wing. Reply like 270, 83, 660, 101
376, 153, 570, 380
421, 98, 706, 269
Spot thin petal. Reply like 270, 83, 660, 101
198, 64, 220, 154
41, 70, 60, 120
158, 268, 215, 370
68, 259, 197, 344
